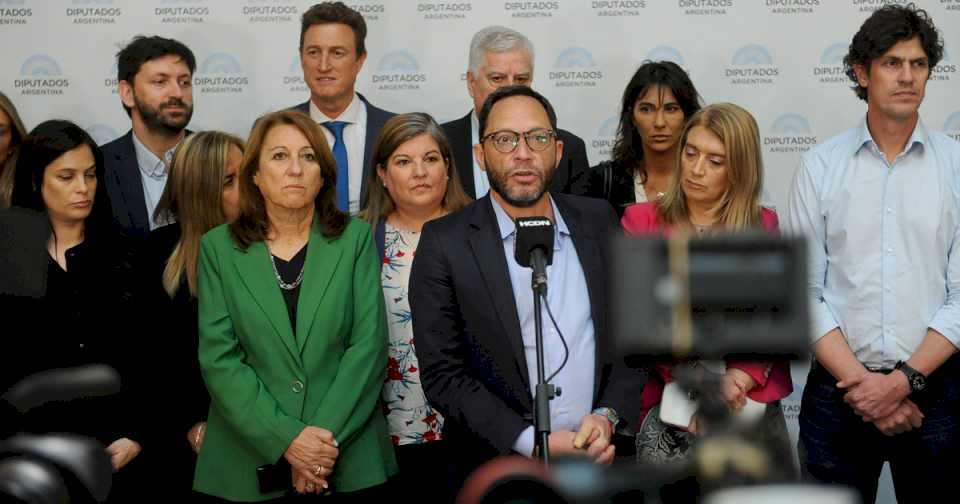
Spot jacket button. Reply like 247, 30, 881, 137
292, 380, 304, 393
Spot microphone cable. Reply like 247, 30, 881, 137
540, 290, 569, 385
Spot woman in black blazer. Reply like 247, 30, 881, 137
5, 120, 142, 503
576, 61, 702, 217
138, 131, 245, 498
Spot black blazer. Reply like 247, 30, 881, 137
291, 93, 396, 209
409, 194, 646, 482
441, 111, 592, 199
101, 131, 149, 240
133, 223, 208, 496
574, 160, 639, 219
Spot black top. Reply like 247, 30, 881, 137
272, 244, 308, 334
572, 159, 640, 219
0, 234, 139, 445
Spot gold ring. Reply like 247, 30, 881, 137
314, 465, 323, 476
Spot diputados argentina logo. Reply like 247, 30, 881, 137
945, 112, 960, 143
155, 0, 211, 24
242, 1, 297, 23
764, 114, 818, 154
504, 1, 560, 18
813, 43, 847, 85
283, 54, 308, 94
931, 50, 957, 83
0, 0, 32, 25
195, 53, 249, 94
646, 46, 685, 66
727, 44, 778, 86
344, 1, 385, 21
941, 0, 960, 11
373, 51, 426, 91
550, 47, 603, 88
678, 0, 732, 16
67, 0, 122, 24
591, 117, 619, 158
417, 2, 472, 20
104, 61, 119, 94
766, 0, 820, 14
593, 0, 645, 17
15, 55, 69, 96
852, 0, 908, 14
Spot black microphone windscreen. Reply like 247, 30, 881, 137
514, 217, 554, 268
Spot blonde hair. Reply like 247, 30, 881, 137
156, 131, 245, 297
360, 112, 472, 235
0, 92, 29, 208
658, 103, 763, 231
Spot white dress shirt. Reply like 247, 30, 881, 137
310, 93, 367, 214
131, 132, 177, 230
787, 118, 960, 368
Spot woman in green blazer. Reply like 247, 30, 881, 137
194, 110, 396, 502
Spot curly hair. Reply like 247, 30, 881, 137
843, 3, 943, 101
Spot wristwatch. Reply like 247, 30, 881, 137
591, 407, 620, 431
894, 361, 927, 394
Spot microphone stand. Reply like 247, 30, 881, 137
531, 251, 558, 465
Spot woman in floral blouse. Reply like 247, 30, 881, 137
361, 112, 472, 501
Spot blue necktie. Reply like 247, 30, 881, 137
323, 121, 349, 211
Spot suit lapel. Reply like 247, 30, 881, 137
233, 241, 299, 360
451, 113, 476, 198
114, 133, 149, 234
555, 195, 606, 398
295, 224, 343, 351
468, 197, 530, 392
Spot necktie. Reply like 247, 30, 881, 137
323, 121, 349, 211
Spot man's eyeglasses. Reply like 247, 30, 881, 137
480, 128, 557, 154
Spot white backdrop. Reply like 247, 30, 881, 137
5, 1, 960, 501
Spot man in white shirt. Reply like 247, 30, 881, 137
290, 2, 395, 214
787, 5, 960, 503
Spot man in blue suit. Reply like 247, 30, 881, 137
102, 36, 195, 239
290, 2, 395, 214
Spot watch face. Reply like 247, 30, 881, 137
911, 375, 926, 392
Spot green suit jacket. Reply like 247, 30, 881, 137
193, 218, 396, 501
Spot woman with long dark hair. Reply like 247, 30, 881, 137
577, 61, 701, 217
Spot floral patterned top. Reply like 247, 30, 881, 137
380, 222, 444, 445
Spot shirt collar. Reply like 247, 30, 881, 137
310, 92, 360, 124
855, 115, 928, 158
131, 131, 176, 180
489, 194, 570, 251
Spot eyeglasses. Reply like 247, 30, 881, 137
480, 128, 557, 154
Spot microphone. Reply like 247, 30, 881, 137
514, 216, 554, 293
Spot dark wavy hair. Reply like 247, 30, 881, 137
10, 120, 113, 240
844, 3, 943, 101
230, 110, 346, 249
613, 60, 701, 183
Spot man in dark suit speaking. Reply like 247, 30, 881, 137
102, 36, 195, 239
290, 2, 395, 213
441, 26, 590, 199
411, 85, 644, 490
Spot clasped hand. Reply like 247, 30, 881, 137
284, 426, 340, 495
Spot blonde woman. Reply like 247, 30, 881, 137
138, 131, 244, 498
622, 103, 794, 496
0, 91, 28, 207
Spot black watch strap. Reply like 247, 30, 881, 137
895, 360, 927, 394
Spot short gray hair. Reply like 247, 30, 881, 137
468, 25, 535, 76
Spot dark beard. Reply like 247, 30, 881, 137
134, 95, 192, 137
485, 165, 553, 208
